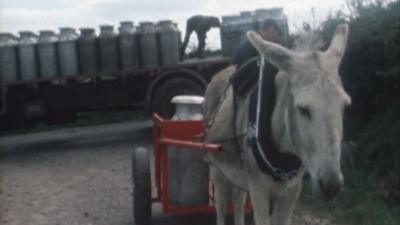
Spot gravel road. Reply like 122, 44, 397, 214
0, 120, 336, 225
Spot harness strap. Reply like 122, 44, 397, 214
250, 58, 302, 182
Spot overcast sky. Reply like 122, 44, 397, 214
0, 0, 348, 49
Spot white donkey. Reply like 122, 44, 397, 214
203, 24, 351, 225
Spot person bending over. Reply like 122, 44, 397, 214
180, 15, 220, 59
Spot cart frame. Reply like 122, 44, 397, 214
150, 113, 252, 214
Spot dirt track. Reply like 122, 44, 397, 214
0, 121, 336, 225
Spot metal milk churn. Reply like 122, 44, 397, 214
118, 21, 139, 71
168, 95, 209, 205
99, 25, 120, 73
38, 30, 58, 79
269, 7, 284, 17
138, 21, 159, 69
18, 31, 39, 81
220, 15, 235, 57
157, 20, 180, 66
220, 15, 242, 57
240, 11, 257, 31
58, 27, 79, 77
174, 23, 182, 57
78, 28, 98, 75
254, 8, 271, 20
0, 33, 18, 82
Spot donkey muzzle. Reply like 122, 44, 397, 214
317, 171, 343, 201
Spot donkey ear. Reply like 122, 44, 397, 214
324, 23, 349, 66
247, 31, 293, 70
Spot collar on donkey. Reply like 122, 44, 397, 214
248, 59, 302, 182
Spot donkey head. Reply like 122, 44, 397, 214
247, 24, 351, 200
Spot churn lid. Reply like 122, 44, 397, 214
171, 95, 204, 105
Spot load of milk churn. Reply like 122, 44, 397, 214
0, 20, 182, 82
220, 7, 288, 57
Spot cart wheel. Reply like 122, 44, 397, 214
132, 147, 152, 225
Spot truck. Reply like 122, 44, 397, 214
0, 8, 288, 128
0, 56, 230, 126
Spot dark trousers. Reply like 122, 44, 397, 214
180, 30, 206, 59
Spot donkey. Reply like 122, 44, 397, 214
203, 24, 351, 225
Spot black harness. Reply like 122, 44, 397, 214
237, 58, 302, 182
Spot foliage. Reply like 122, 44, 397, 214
356, 112, 400, 203
300, 170, 400, 225
320, 0, 399, 130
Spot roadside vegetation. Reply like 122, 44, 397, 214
298, 1, 399, 224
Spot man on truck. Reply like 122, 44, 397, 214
180, 15, 221, 60
232, 18, 282, 68
229, 18, 282, 93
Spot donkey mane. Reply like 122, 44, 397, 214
293, 31, 325, 53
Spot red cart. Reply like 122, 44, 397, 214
132, 114, 250, 225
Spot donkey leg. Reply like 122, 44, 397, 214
271, 181, 302, 225
233, 187, 247, 225
211, 166, 229, 225
248, 181, 271, 225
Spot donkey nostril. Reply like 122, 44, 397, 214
318, 178, 342, 201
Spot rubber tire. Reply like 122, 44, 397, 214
132, 147, 152, 225
151, 77, 204, 119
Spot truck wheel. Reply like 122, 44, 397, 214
151, 77, 204, 119
132, 147, 152, 225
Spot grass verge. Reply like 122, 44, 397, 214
298, 169, 400, 225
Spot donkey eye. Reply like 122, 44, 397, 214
298, 106, 312, 119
